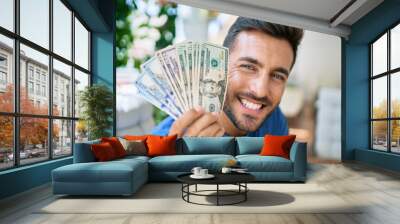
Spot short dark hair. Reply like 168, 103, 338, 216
223, 17, 304, 67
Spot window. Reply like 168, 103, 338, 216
0, 54, 7, 86
0, 0, 91, 170
28, 67, 34, 80
36, 83, 40, 95
0, 0, 14, 32
42, 85, 46, 97
0, 71, 6, 85
28, 81, 34, 94
371, 23, 400, 154
0, 35, 13, 113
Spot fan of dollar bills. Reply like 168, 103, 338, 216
134, 41, 229, 119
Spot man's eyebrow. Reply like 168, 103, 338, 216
237, 57, 264, 67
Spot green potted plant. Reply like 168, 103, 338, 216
79, 84, 113, 140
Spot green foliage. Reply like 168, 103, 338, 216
155, 4, 177, 50
116, 0, 135, 67
79, 84, 114, 140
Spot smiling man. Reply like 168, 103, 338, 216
152, 17, 304, 137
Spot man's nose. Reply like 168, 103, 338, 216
249, 73, 270, 98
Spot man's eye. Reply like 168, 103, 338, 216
239, 64, 256, 71
272, 73, 286, 81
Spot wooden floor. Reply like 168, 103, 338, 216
1, 162, 400, 224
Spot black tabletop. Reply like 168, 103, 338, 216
177, 172, 255, 185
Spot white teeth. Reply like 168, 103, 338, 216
240, 98, 262, 110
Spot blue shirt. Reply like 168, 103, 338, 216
151, 107, 288, 137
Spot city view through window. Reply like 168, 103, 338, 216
371, 23, 400, 153
0, 0, 90, 170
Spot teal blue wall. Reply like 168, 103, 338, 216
0, 0, 115, 200
343, 0, 400, 171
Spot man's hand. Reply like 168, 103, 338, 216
169, 106, 225, 137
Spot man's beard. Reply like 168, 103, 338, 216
223, 102, 263, 133
223, 92, 274, 133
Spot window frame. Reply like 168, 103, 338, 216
370, 21, 400, 154
0, 0, 92, 171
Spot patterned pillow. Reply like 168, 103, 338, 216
119, 138, 147, 156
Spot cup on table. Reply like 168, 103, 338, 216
221, 167, 232, 174
199, 169, 208, 176
191, 167, 202, 176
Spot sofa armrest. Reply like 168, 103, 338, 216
73, 140, 100, 163
289, 142, 307, 181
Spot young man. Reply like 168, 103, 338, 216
152, 17, 304, 137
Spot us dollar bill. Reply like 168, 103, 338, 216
197, 43, 229, 112
141, 56, 183, 114
134, 73, 181, 119
157, 47, 189, 111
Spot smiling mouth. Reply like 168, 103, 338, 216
238, 97, 265, 112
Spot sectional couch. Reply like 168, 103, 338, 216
52, 137, 307, 196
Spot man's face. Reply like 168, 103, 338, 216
223, 30, 294, 132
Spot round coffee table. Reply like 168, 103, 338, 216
177, 172, 255, 206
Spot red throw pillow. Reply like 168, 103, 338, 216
259, 135, 296, 159
101, 137, 126, 158
146, 135, 177, 157
91, 142, 117, 161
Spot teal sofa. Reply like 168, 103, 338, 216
52, 137, 307, 196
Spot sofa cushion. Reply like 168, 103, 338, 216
236, 155, 293, 172
52, 158, 147, 183
178, 137, 235, 155
236, 137, 264, 155
148, 154, 235, 172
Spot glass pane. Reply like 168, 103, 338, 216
391, 120, 400, 153
392, 24, 400, 70
74, 17, 89, 70
372, 121, 388, 151
53, 119, 72, 157
74, 69, 89, 118
391, 72, 400, 118
20, 0, 49, 49
372, 77, 387, 119
53, 0, 72, 60
372, 33, 387, 76
0, 0, 14, 31
20, 117, 49, 165
0, 116, 13, 170
20, 44, 49, 115
0, 35, 14, 112
53, 59, 72, 117
75, 120, 88, 143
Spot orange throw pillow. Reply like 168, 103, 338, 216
91, 142, 117, 162
146, 135, 177, 157
101, 137, 126, 158
123, 135, 150, 141
259, 135, 296, 159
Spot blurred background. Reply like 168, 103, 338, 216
115, 0, 341, 162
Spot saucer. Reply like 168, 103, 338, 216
190, 174, 215, 179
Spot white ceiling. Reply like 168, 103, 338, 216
169, 0, 384, 38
